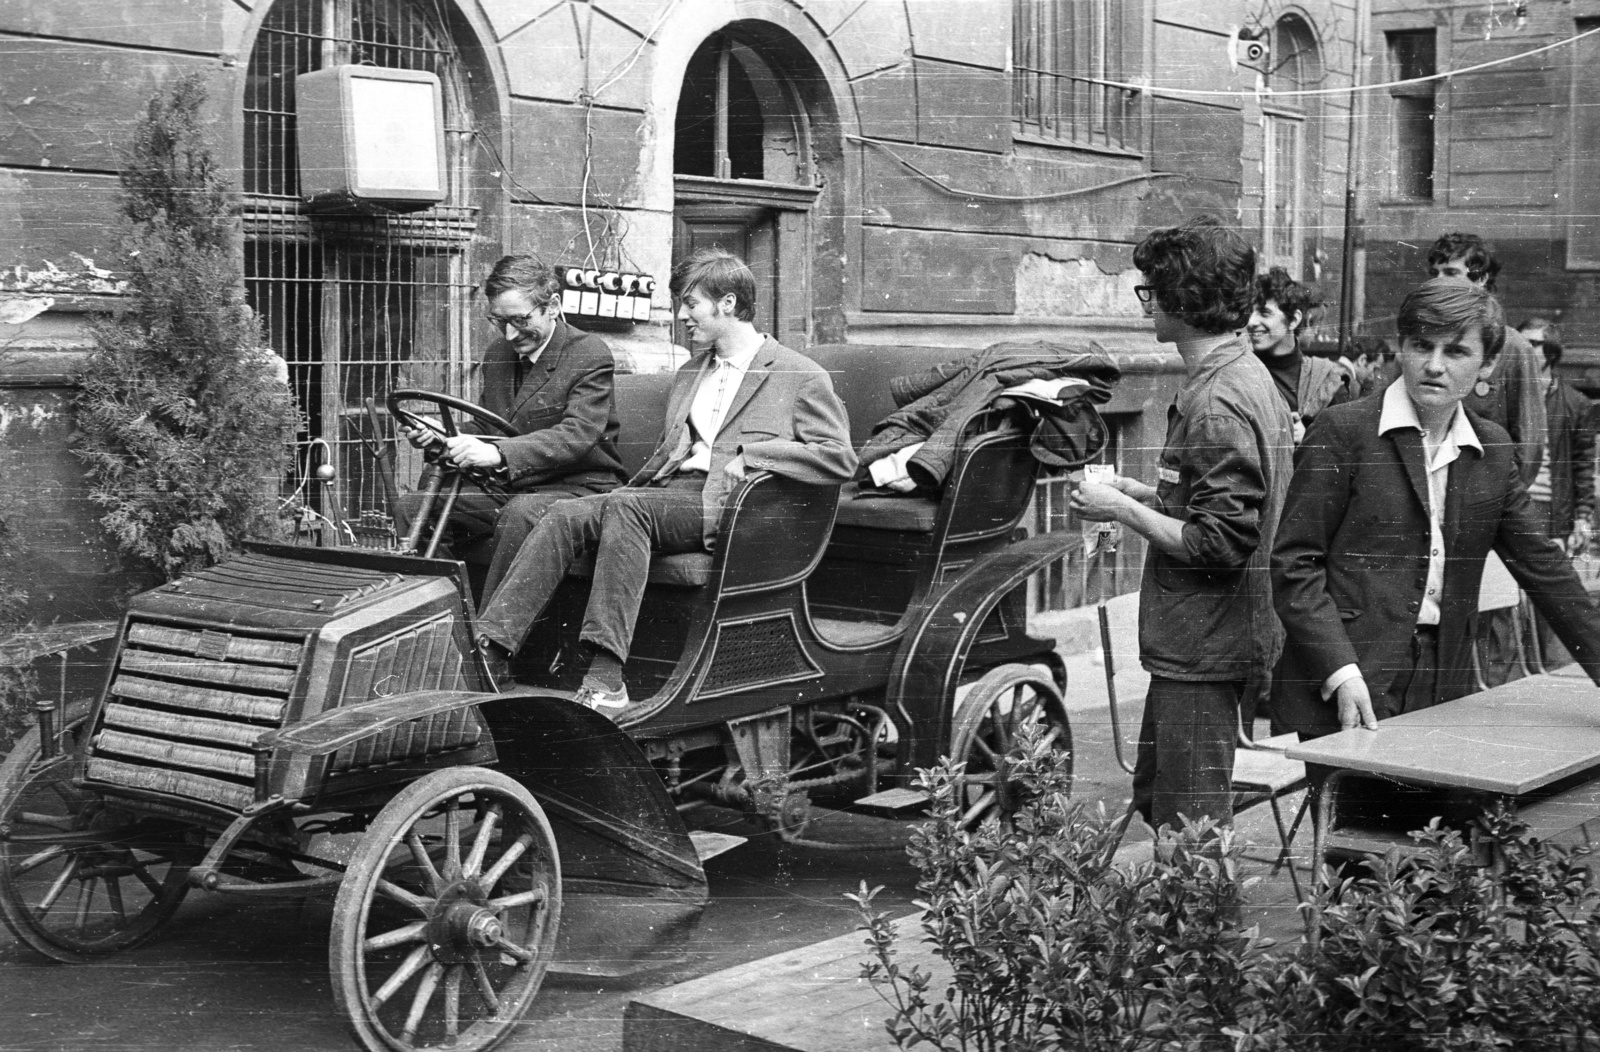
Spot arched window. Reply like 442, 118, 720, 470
672, 29, 822, 349
242, 0, 487, 518
1262, 14, 1321, 275
675, 34, 811, 184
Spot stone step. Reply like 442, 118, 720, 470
622, 914, 941, 1052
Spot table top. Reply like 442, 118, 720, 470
1285, 673, 1600, 795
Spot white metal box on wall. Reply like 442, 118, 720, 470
293, 65, 446, 213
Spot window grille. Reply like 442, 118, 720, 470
1012, 0, 1137, 151
242, 0, 481, 520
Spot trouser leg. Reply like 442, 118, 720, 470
482, 483, 611, 599
579, 478, 706, 663
1135, 676, 1242, 834
476, 493, 609, 653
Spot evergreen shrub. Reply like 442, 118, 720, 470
75, 73, 298, 580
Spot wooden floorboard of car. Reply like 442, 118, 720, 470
621, 914, 941, 1052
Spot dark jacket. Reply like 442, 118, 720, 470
1463, 326, 1546, 485
1271, 394, 1600, 738
1139, 336, 1294, 681
1544, 377, 1596, 538
636, 337, 857, 548
1295, 354, 1355, 431
857, 341, 1120, 489
477, 318, 626, 491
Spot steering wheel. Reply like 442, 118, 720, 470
387, 389, 517, 443
387, 388, 517, 483
386, 390, 520, 558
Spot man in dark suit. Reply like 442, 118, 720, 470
399, 255, 626, 597
1272, 278, 1600, 739
477, 249, 856, 711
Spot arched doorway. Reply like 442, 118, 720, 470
240, 0, 501, 518
671, 24, 840, 349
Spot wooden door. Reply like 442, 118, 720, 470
672, 204, 779, 348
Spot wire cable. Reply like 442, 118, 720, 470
847, 134, 1226, 203
1073, 22, 1600, 99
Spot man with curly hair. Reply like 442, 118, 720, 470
1072, 215, 1294, 833
1248, 267, 1354, 444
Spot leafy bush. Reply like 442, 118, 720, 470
853, 736, 1267, 1052
75, 73, 298, 580
856, 737, 1600, 1052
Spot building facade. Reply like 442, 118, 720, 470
1360, 0, 1600, 385
1, 0, 1363, 624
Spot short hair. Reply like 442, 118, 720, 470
1521, 316, 1563, 366
483, 255, 561, 307
1396, 277, 1506, 361
1132, 215, 1257, 334
1254, 267, 1321, 335
669, 248, 757, 322
1426, 232, 1501, 292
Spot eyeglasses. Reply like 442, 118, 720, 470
484, 307, 550, 332
1133, 285, 1157, 304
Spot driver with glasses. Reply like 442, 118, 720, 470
397, 255, 626, 598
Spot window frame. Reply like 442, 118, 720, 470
1010, 0, 1143, 156
1384, 28, 1438, 202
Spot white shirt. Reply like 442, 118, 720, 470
678, 343, 759, 473
1322, 380, 1482, 700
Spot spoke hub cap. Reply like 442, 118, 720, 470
427, 881, 502, 964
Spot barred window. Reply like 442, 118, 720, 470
242, 0, 488, 520
1012, 0, 1139, 151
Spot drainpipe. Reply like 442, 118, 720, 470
1338, 0, 1371, 356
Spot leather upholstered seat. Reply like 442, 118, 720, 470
831, 482, 939, 534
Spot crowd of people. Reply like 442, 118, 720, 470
1073, 218, 1600, 836
400, 225, 1599, 840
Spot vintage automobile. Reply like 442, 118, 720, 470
0, 342, 1115, 1052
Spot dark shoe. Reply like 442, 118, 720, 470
573, 683, 630, 712
476, 635, 514, 691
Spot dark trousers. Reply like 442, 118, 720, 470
398, 478, 614, 596
1131, 676, 1245, 833
477, 476, 706, 662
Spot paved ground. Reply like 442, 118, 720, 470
0, 607, 1309, 1052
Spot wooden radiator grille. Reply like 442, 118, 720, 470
85, 620, 305, 812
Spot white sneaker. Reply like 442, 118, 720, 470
573, 683, 629, 711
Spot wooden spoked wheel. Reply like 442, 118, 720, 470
0, 710, 193, 962
330, 767, 562, 1052
948, 664, 1073, 829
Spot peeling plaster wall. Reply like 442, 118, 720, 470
1015, 254, 1146, 320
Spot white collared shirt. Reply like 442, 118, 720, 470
1322, 380, 1483, 700
679, 343, 760, 473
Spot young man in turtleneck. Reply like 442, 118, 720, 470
1071, 216, 1294, 836
1247, 267, 1355, 445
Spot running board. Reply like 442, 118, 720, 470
849, 786, 932, 817
688, 831, 747, 862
